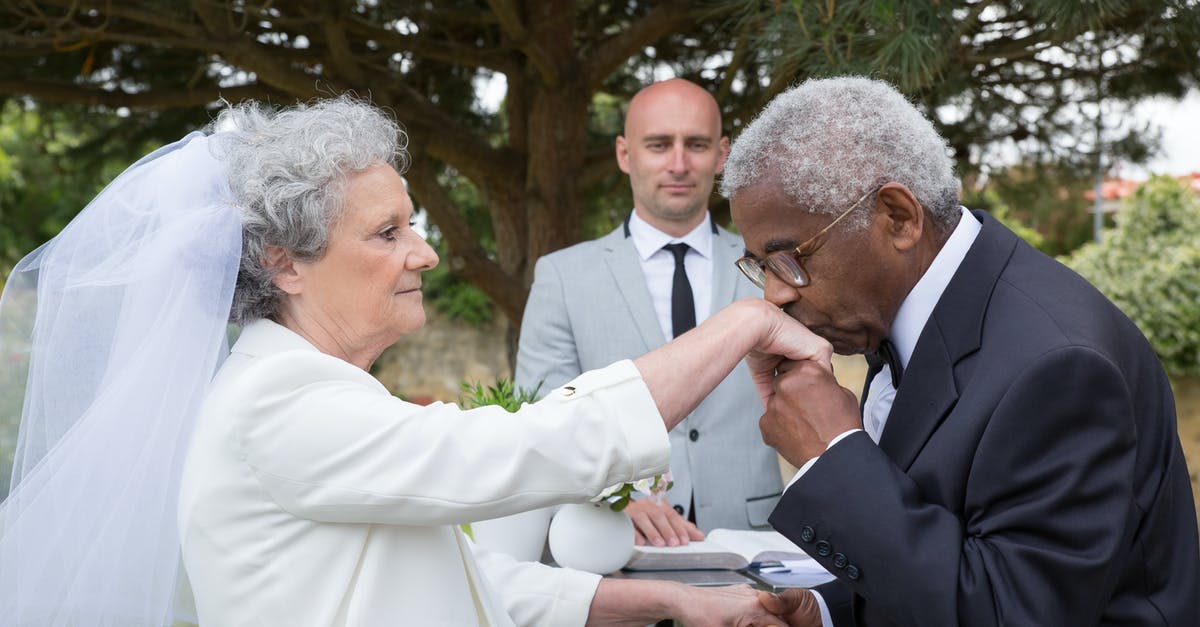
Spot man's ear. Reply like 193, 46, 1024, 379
874, 183, 925, 252
615, 135, 632, 174
263, 246, 303, 295
714, 135, 731, 174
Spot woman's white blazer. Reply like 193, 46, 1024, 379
178, 319, 670, 626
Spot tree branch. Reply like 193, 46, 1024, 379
406, 159, 527, 322
388, 82, 524, 202
343, 16, 523, 76
487, 0, 559, 86
580, 148, 619, 189
321, 15, 367, 85
0, 79, 277, 108
585, 1, 739, 89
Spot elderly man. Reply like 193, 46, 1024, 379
722, 76, 1200, 626
517, 78, 782, 545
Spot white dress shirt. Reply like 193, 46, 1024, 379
627, 210, 715, 339
178, 319, 671, 626
787, 207, 981, 627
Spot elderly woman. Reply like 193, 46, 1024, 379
0, 98, 829, 626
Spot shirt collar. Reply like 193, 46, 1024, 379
889, 206, 981, 368
231, 318, 320, 358
628, 210, 714, 261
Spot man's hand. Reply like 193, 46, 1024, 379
759, 359, 862, 467
755, 589, 822, 627
624, 498, 704, 547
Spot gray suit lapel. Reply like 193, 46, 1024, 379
710, 227, 744, 314
600, 228, 666, 349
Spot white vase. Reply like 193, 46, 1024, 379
547, 502, 634, 575
471, 507, 555, 562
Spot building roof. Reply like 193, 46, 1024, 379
1084, 172, 1200, 202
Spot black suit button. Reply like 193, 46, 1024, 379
845, 564, 861, 580
673, 505, 684, 515
832, 553, 848, 569
688, 429, 700, 442
815, 540, 832, 557
799, 526, 815, 543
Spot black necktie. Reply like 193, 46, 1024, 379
663, 243, 695, 338
861, 339, 903, 413
664, 243, 698, 526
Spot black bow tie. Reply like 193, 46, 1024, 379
865, 339, 903, 389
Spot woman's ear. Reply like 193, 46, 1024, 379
263, 246, 303, 295
875, 183, 925, 252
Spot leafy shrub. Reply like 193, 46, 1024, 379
422, 250, 495, 327
459, 378, 542, 411
1063, 176, 1200, 376
963, 186, 1048, 253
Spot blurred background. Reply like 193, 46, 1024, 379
1, 0, 1198, 514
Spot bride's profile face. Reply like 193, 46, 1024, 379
289, 163, 439, 352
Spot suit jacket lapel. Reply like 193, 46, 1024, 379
877, 211, 1019, 470
709, 226, 742, 314
600, 227, 667, 349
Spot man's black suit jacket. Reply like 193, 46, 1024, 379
770, 211, 1200, 626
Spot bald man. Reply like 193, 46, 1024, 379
516, 78, 783, 546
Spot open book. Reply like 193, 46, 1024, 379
622, 529, 836, 589
624, 528, 811, 571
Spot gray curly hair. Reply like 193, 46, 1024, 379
720, 76, 960, 232
212, 96, 407, 325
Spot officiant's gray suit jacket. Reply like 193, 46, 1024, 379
515, 220, 782, 532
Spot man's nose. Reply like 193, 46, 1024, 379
762, 270, 801, 309
668, 144, 687, 173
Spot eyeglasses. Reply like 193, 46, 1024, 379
735, 183, 883, 289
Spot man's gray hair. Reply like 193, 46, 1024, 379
214, 96, 407, 325
720, 76, 960, 231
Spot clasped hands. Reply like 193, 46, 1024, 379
650, 584, 823, 627
747, 302, 863, 469
627, 301, 858, 548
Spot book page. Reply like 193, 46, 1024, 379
704, 529, 806, 562
624, 539, 747, 570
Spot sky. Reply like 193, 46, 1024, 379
1127, 88, 1200, 179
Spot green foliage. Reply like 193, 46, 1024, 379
744, 1, 1200, 181
971, 162, 1097, 256
0, 102, 157, 275
459, 378, 542, 412
963, 186, 1047, 253
3, 1, 1198, 325
1063, 176, 1200, 376
417, 168, 497, 326
422, 249, 495, 327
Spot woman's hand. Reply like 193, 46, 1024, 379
586, 580, 787, 626
672, 584, 789, 627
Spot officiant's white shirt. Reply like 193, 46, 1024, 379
179, 319, 670, 626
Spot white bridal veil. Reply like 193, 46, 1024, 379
0, 131, 241, 625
